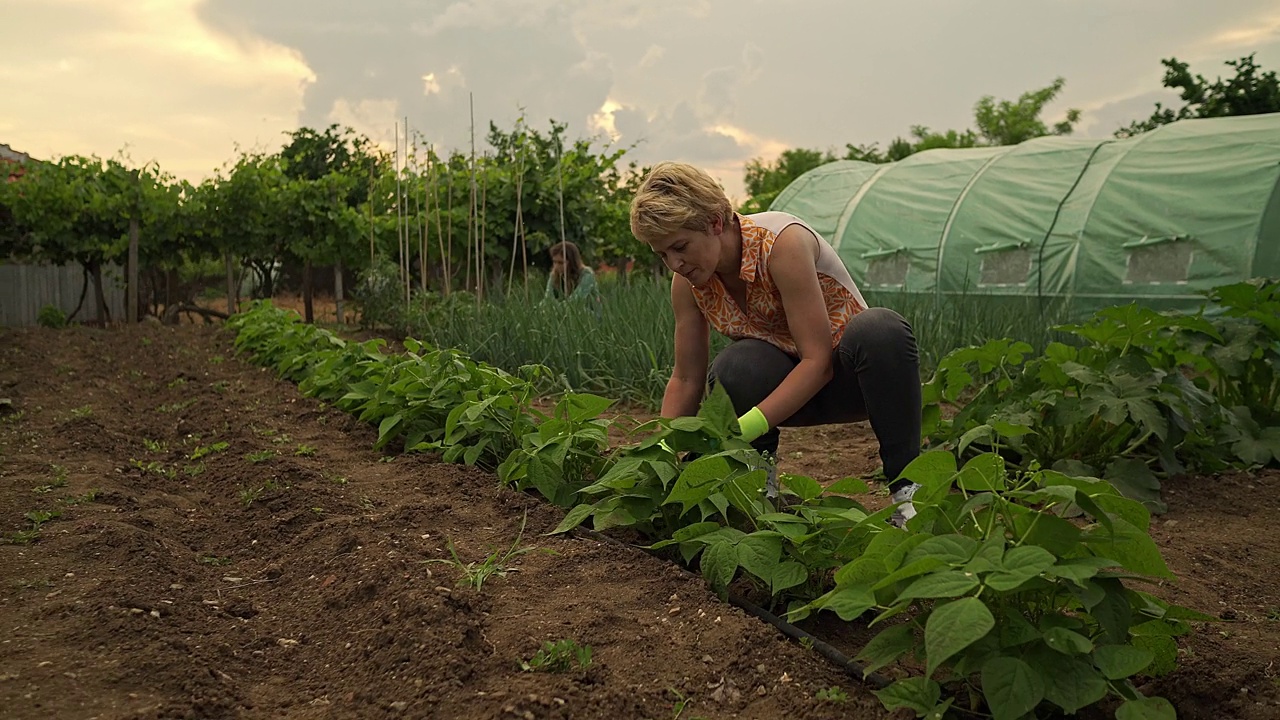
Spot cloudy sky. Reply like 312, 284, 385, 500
4, 0, 1278, 198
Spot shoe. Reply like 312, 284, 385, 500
888, 482, 921, 529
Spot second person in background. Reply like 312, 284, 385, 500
544, 241, 602, 308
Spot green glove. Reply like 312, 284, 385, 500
737, 406, 769, 443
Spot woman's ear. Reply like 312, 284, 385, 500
709, 215, 724, 235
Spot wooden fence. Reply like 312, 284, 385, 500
0, 263, 126, 327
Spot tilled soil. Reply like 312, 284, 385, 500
1, 322, 1278, 719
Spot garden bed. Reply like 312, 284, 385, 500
1, 323, 1277, 719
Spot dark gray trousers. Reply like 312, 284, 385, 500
709, 307, 922, 491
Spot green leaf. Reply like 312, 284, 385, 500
1045, 556, 1117, 585
905, 534, 979, 567
735, 533, 783, 582
561, 393, 614, 422
781, 474, 823, 502
1043, 627, 1094, 655
856, 623, 915, 676
822, 584, 877, 621
1131, 635, 1178, 677
985, 545, 1055, 591
698, 383, 739, 437
998, 608, 1040, 648
1084, 518, 1174, 579
665, 455, 732, 513
899, 450, 958, 488
872, 557, 948, 591
873, 677, 942, 716
925, 597, 994, 676
1033, 651, 1108, 714
897, 570, 980, 602
668, 416, 709, 432
1093, 644, 1155, 680
1090, 577, 1134, 645
1116, 696, 1176, 720
981, 657, 1044, 720
700, 540, 738, 592
1103, 458, 1166, 514
770, 561, 808, 594
835, 557, 885, 587
958, 453, 1007, 492
551, 504, 594, 534
672, 522, 721, 543
826, 477, 870, 495
375, 412, 404, 448
966, 535, 1007, 574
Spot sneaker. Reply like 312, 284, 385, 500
888, 482, 921, 529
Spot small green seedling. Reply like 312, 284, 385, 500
70, 405, 93, 418
189, 441, 229, 460
245, 450, 275, 464
294, 444, 317, 457
143, 438, 168, 453
816, 686, 848, 704
518, 639, 592, 673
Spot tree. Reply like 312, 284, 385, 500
740, 148, 836, 214
1117, 54, 1280, 137
973, 77, 1080, 146
741, 78, 1082, 210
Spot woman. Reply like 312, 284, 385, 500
544, 241, 601, 305
629, 162, 922, 526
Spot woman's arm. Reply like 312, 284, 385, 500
753, 224, 834, 428
662, 274, 710, 418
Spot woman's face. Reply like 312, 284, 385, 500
551, 253, 566, 274
649, 218, 724, 288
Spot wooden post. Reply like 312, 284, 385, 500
334, 261, 345, 325
303, 258, 314, 323
225, 252, 237, 315
127, 217, 139, 323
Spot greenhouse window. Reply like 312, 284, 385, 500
1123, 235, 1193, 285
861, 247, 909, 287
975, 240, 1031, 287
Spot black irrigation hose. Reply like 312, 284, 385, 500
572, 527, 894, 691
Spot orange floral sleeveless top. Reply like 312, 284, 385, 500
690, 212, 867, 356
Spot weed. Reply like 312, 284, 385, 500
815, 686, 848, 704
425, 513, 545, 591
198, 555, 232, 566
358, 496, 375, 511
325, 474, 348, 486
1, 410, 24, 425
143, 438, 168, 453
33, 466, 69, 494
167, 377, 187, 389
1267, 608, 1280, 622
158, 399, 197, 414
61, 490, 98, 506
25, 510, 62, 525
130, 459, 177, 480
311, 507, 325, 515
210, 355, 225, 364
140, 337, 152, 347
294, 444, 317, 457
210, 380, 230, 394
189, 441, 229, 460
245, 450, 275, 464
518, 639, 592, 673
239, 486, 262, 506
798, 636, 815, 652
270, 433, 293, 445
70, 405, 93, 419
184, 462, 205, 477
378, 455, 397, 463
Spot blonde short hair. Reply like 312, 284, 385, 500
629, 162, 733, 245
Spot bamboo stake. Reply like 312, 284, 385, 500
556, 135, 568, 298
478, 153, 486, 305
394, 121, 404, 302
430, 147, 448, 296
506, 137, 523, 295
418, 133, 428, 293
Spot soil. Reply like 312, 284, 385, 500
1, 322, 1277, 720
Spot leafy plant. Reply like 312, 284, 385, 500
189, 441, 229, 460
37, 305, 67, 329
800, 450, 1199, 720
294, 444, 317, 457
518, 639, 593, 673
245, 450, 275, 464
815, 686, 849, 703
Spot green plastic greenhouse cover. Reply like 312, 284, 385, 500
769, 113, 1280, 315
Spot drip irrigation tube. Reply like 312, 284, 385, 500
572, 527, 894, 691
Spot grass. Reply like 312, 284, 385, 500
367, 275, 1077, 409
424, 513, 545, 591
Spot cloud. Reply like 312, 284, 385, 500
1, 0, 313, 179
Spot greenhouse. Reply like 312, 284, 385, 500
770, 113, 1280, 316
